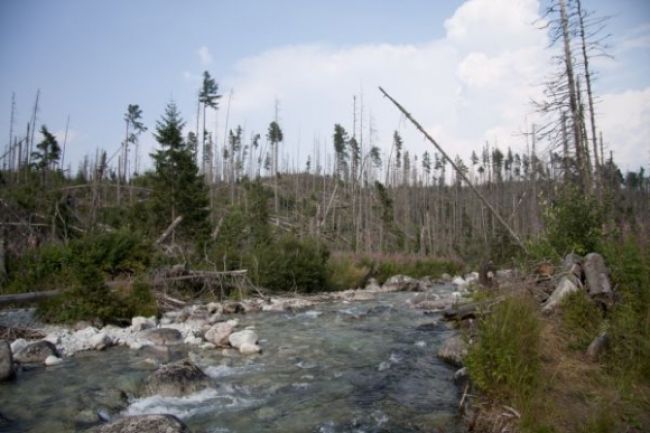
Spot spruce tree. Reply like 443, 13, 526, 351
150, 102, 210, 242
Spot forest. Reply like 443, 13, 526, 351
0, 0, 649, 432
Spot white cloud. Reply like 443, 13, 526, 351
197, 46, 213, 66
599, 87, 650, 171
193, 0, 647, 174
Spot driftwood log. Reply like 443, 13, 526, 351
0, 290, 60, 306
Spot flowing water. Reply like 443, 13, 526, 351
0, 287, 462, 433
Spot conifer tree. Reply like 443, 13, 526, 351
150, 102, 210, 241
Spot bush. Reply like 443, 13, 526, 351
466, 296, 542, 401
544, 186, 603, 256
560, 290, 604, 351
255, 235, 329, 293
602, 239, 650, 381
326, 255, 370, 291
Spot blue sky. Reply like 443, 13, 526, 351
1, 0, 649, 174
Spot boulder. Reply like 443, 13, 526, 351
206, 302, 223, 315
451, 276, 468, 288
204, 321, 234, 346
229, 330, 258, 349
0, 340, 14, 380
364, 278, 381, 292
10, 338, 28, 355
44, 355, 63, 366
222, 301, 245, 314
89, 332, 113, 351
141, 360, 210, 397
131, 316, 156, 332
87, 414, 191, 433
437, 336, 467, 367
583, 253, 613, 305
542, 275, 581, 313
239, 342, 262, 355
145, 328, 182, 345
13, 340, 58, 364
586, 333, 609, 362
382, 275, 420, 292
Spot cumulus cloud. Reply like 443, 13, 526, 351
599, 87, 650, 171
196, 0, 646, 172
197, 46, 213, 66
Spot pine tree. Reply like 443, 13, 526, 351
150, 102, 210, 241
31, 125, 61, 172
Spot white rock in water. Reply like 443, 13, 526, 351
204, 322, 234, 346
207, 302, 223, 315
89, 332, 112, 351
184, 335, 203, 345
239, 342, 262, 355
229, 330, 258, 349
131, 316, 156, 332
451, 276, 467, 287
44, 355, 63, 366
10, 338, 28, 355
200, 342, 216, 350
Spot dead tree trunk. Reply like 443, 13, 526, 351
379, 86, 528, 255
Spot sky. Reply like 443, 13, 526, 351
0, 0, 649, 176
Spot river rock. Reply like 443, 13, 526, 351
583, 253, 613, 305
89, 332, 113, 351
382, 275, 420, 292
10, 338, 28, 355
88, 414, 191, 433
207, 302, 223, 315
223, 301, 245, 314
542, 275, 582, 313
141, 360, 210, 397
132, 316, 156, 332
204, 321, 234, 346
229, 330, 258, 349
437, 336, 467, 366
0, 340, 14, 381
145, 328, 182, 345
44, 355, 63, 366
13, 340, 58, 364
364, 278, 381, 292
239, 342, 262, 355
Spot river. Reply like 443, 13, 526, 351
0, 287, 462, 433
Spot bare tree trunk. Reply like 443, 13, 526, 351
576, 0, 601, 184
379, 86, 528, 254
559, 0, 589, 192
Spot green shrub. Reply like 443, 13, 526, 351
560, 290, 604, 351
544, 186, 603, 256
255, 235, 329, 293
466, 296, 542, 401
326, 255, 369, 291
602, 239, 650, 381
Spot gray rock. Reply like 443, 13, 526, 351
145, 328, 182, 345
382, 275, 420, 292
0, 340, 14, 380
87, 414, 191, 433
586, 333, 609, 362
141, 360, 209, 397
13, 340, 58, 364
542, 275, 582, 313
583, 253, 613, 306
204, 322, 234, 346
437, 336, 468, 367
229, 330, 258, 349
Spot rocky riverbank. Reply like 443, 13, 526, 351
0, 271, 481, 432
